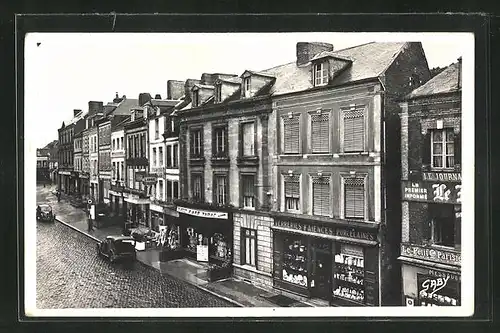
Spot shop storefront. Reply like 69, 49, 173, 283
399, 243, 461, 307
271, 218, 380, 306
176, 205, 233, 265
124, 194, 150, 228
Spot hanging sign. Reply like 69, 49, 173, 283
142, 175, 157, 185
197, 245, 209, 262
402, 181, 461, 204
176, 206, 228, 219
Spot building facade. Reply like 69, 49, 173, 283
36, 148, 50, 183
265, 42, 431, 306
57, 109, 83, 194
87, 101, 104, 203
398, 60, 462, 307
110, 122, 127, 217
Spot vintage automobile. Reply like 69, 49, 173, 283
36, 204, 55, 222
96, 235, 137, 263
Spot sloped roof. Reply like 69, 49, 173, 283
218, 77, 242, 84
406, 61, 461, 99
259, 42, 407, 96
60, 110, 88, 129
112, 98, 139, 116
112, 115, 131, 131
193, 84, 215, 90
150, 99, 179, 107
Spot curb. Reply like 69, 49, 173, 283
55, 217, 100, 243
55, 217, 244, 307
134, 259, 245, 308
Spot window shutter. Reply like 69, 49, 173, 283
454, 131, 461, 169
283, 116, 300, 153
422, 130, 431, 168
343, 109, 365, 152
285, 175, 300, 198
312, 176, 331, 216
344, 177, 365, 219
311, 113, 330, 153
242, 123, 255, 156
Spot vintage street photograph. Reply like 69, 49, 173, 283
24, 32, 474, 317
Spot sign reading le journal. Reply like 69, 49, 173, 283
176, 206, 228, 220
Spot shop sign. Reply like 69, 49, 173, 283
142, 175, 157, 185
402, 181, 461, 204
197, 245, 209, 262
427, 269, 461, 282
417, 273, 460, 306
176, 206, 228, 219
274, 220, 376, 242
150, 167, 165, 176
59, 171, 71, 175
400, 243, 461, 266
422, 172, 461, 182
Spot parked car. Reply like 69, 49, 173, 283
96, 235, 137, 263
36, 204, 55, 222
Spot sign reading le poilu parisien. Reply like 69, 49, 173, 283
402, 181, 461, 204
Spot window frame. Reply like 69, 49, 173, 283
313, 61, 329, 86
189, 127, 203, 158
191, 172, 204, 202
213, 173, 229, 206
430, 128, 455, 170
212, 123, 229, 157
243, 77, 251, 97
280, 113, 302, 155
340, 105, 368, 153
281, 173, 302, 213
241, 228, 257, 267
429, 203, 460, 249
239, 120, 257, 157
308, 109, 331, 154
340, 173, 368, 220
240, 173, 257, 210
154, 118, 160, 140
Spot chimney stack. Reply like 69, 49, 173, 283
155, 94, 162, 99
113, 93, 123, 103
88, 101, 104, 115
138, 93, 152, 106
296, 42, 334, 66
167, 80, 185, 100
73, 109, 82, 117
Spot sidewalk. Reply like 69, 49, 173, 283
37, 184, 314, 308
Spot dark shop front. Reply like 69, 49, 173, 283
176, 206, 233, 265
271, 218, 381, 306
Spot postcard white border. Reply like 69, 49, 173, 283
23, 32, 475, 317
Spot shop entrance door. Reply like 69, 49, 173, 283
310, 242, 331, 301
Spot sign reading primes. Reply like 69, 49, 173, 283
176, 206, 228, 219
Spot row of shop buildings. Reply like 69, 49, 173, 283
55, 41, 462, 307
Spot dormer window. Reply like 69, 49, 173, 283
215, 84, 222, 103
243, 77, 251, 97
192, 90, 199, 107
313, 62, 328, 86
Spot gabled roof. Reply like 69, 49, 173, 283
241, 70, 276, 79
406, 61, 461, 99
258, 41, 408, 96
112, 115, 131, 131
60, 110, 88, 130
150, 99, 178, 107
310, 51, 353, 62
193, 83, 215, 90
217, 77, 242, 85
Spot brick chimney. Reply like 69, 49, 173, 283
167, 80, 185, 100
296, 42, 334, 66
88, 101, 104, 115
113, 92, 123, 103
138, 93, 152, 106
73, 109, 82, 117
155, 94, 162, 99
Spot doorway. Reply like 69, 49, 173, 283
310, 239, 332, 301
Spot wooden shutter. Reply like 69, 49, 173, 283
344, 177, 365, 219
343, 109, 365, 152
311, 113, 330, 153
284, 175, 300, 198
283, 115, 300, 153
422, 129, 431, 168
454, 131, 461, 169
312, 176, 331, 216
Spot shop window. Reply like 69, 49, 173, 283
214, 175, 228, 205
191, 173, 204, 202
190, 128, 203, 157
211, 233, 230, 260
284, 175, 301, 212
312, 175, 331, 216
342, 107, 365, 153
417, 272, 460, 306
241, 228, 257, 266
333, 243, 365, 303
282, 114, 300, 154
241, 174, 256, 209
344, 177, 365, 219
313, 61, 328, 86
213, 125, 228, 157
429, 203, 460, 248
310, 111, 330, 153
282, 235, 308, 287
431, 129, 455, 169
166, 145, 172, 168
241, 122, 255, 156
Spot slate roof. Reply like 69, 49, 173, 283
60, 110, 88, 129
218, 77, 242, 84
112, 98, 139, 116
150, 99, 179, 107
258, 41, 408, 96
193, 84, 215, 90
406, 61, 461, 99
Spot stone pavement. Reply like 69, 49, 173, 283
37, 184, 312, 308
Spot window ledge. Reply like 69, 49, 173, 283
279, 154, 303, 158
337, 152, 370, 156
233, 263, 272, 277
429, 244, 460, 252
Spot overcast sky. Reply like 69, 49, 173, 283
25, 32, 473, 147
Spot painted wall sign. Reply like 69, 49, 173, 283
274, 219, 376, 242
402, 181, 461, 204
400, 243, 461, 266
427, 269, 461, 282
417, 273, 460, 306
422, 172, 461, 182
176, 206, 228, 219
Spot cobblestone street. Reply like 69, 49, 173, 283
36, 218, 233, 308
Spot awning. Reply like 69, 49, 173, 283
398, 255, 461, 272
271, 225, 378, 246
124, 197, 150, 205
